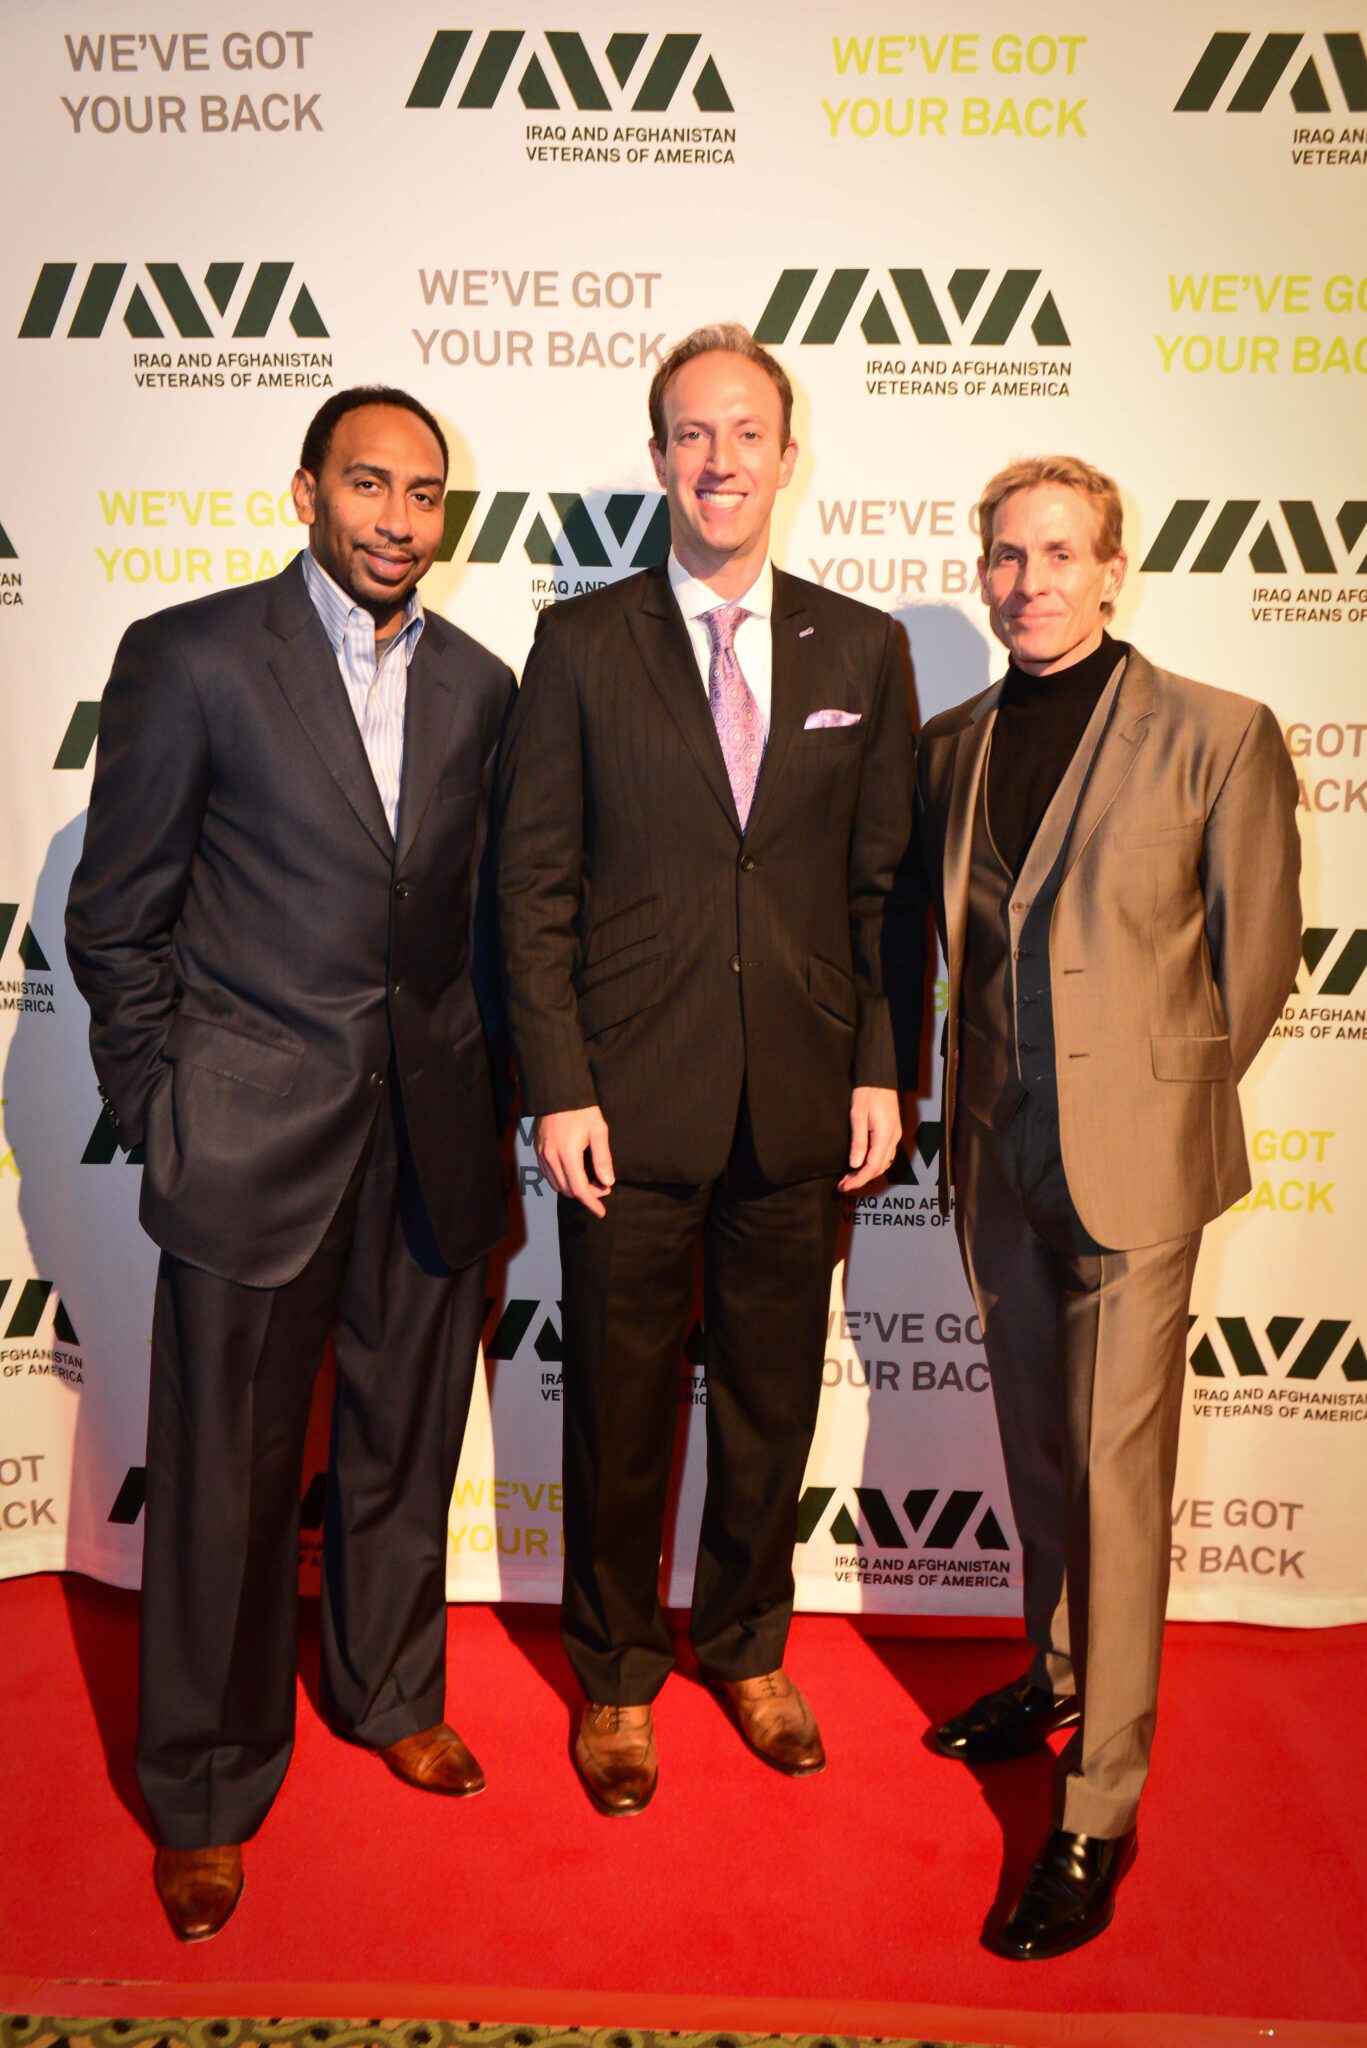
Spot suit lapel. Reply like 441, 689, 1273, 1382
743, 569, 809, 842
1014, 654, 1127, 899
265, 559, 392, 858
395, 617, 459, 863
1062, 649, 1156, 879
628, 565, 739, 832
936, 687, 998, 1175
943, 683, 1002, 997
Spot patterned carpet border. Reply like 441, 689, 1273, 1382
0, 2019, 996, 2048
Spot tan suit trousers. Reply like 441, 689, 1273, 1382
954, 1090, 1200, 1837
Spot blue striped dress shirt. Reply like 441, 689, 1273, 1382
300, 547, 425, 839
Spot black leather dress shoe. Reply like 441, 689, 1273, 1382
929, 1674, 1080, 1762
990, 1827, 1137, 1960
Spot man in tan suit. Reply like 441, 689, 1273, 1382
915, 454, 1300, 1958
496, 327, 917, 1816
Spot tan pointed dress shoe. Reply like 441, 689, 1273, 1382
573, 1701, 658, 1815
721, 1669, 826, 1775
380, 1720, 486, 1796
153, 1843, 244, 1942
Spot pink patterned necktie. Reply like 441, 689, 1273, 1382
702, 604, 764, 828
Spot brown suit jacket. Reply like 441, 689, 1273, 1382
496, 562, 921, 1187
916, 646, 1302, 1248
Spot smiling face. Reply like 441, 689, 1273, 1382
291, 403, 447, 635
979, 484, 1127, 675
649, 350, 797, 596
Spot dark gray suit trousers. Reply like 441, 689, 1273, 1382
137, 1079, 485, 1848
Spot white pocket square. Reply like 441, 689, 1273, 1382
804, 708, 862, 729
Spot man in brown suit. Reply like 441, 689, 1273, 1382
497, 326, 919, 1815
915, 455, 1300, 1958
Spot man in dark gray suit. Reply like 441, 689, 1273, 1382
497, 325, 920, 1815
67, 387, 513, 1940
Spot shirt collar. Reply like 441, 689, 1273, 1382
667, 549, 773, 626
301, 545, 425, 659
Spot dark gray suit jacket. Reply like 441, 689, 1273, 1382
66, 555, 514, 1286
495, 563, 921, 1187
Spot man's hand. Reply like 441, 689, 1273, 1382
838, 1085, 901, 1192
534, 1107, 616, 1218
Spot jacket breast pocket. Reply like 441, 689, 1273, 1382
163, 1013, 303, 1096
1115, 817, 1204, 852
797, 724, 865, 760
803, 724, 864, 749
436, 770, 483, 803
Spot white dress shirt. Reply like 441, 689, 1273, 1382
667, 550, 774, 737
301, 546, 424, 838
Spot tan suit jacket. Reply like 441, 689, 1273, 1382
916, 646, 1302, 1249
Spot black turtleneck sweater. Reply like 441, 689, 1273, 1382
986, 632, 1126, 878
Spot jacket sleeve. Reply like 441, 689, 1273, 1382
64, 618, 210, 1147
494, 610, 598, 1115
847, 615, 925, 1092
1201, 698, 1302, 1079
470, 667, 520, 1129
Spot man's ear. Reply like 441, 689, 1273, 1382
1102, 549, 1128, 607
291, 467, 317, 527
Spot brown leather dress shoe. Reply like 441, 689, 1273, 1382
380, 1720, 485, 1796
573, 1701, 658, 1816
153, 1844, 244, 1942
721, 1669, 826, 1775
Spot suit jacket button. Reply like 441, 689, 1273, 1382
395, 882, 410, 900
392, 980, 404, 995
730, 953, 741, 973
739, 855, 756, 872
370, 1070, 385, 1087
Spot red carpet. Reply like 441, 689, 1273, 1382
1, 1573, 1364, 2046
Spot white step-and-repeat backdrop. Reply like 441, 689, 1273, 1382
1, 1, 1363, 1625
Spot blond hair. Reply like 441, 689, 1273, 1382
978, 455, 1125, 614
647, 322, 794, 448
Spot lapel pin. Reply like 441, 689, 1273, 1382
799, 626, 814, 638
